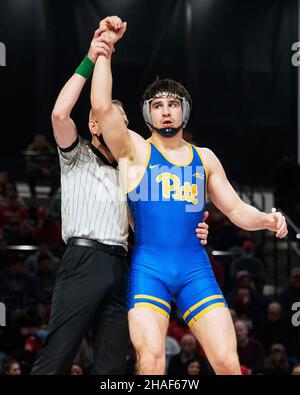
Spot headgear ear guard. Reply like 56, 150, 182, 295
142, 93, 191, 138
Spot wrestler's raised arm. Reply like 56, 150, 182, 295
91, 16, 135, 161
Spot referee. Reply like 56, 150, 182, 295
31, 24, 130, 375
31, 22, 209, 375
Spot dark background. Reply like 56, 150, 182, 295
0, 0, 298, 186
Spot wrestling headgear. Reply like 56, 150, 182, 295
141, 79, 192, 138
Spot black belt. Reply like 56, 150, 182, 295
67, 237, 127, 257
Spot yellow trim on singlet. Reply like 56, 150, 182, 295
134, 294, 171, 309
194, 146, 209, 200
182, 294, 224, 320
187, 302, 226, 328
150, 141, 194, 167
134, 302, 170, 318
126, 142, 151, 194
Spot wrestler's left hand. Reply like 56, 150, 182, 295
265, 212, 288, 239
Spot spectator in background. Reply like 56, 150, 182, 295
0, 171, 9, 203
168, 334, 208, 375
0, 228, 9, 273
70, 363, 84, 375
291, 363, 300, 375
235, 320, 265, 374
185, 358, 205, 375
228, 270, 268, 308
278, 267, 300, 315
25, 134, 59, 197
240, 365, 251, 375
263, 343, 290, 375
7, 219, 35, 246
258, 302, 294, 355
25, 241, 59, 274
206, 246, 225, 290
0, 181, 28, 227
22, 324, 49, 374
165, 335, 181, 369
2, 302, 42, 358
2, 357, 21, 375
32, 205, 63, 248
0, 255, 40, 319
227, 281, 267, 336
230, 240, 266, 291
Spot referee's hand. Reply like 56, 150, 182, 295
87, 26, 113, 62
196, 211, 209, 245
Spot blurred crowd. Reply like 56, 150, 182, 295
0, 135, 300, 375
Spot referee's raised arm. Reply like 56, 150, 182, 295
51, 26, 110, 150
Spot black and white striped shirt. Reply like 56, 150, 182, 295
58, 137, 128, 249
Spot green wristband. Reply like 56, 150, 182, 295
75, 56, 95, 79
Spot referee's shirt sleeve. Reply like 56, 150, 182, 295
57, 136, 81, 166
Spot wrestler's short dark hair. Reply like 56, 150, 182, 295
141, 78, 192, 109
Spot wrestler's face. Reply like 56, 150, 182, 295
150, 97, 183, 130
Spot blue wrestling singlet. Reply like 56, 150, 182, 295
127, 141, 226, 327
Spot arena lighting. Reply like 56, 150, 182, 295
212, 250, 238, 257
0, 42, 6, 67
6, 245, 38, 251
296, 233, 300, 239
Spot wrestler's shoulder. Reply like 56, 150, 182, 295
194, 146, 215, 159
128, 129, 149, 150
193, 147, 220, 172
126, 129, 149, 162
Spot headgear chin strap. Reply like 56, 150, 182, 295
146, 121, 185, 138
142, 93, 190, 137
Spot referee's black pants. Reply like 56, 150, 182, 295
31, 243, 129, 375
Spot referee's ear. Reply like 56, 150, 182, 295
89, 119, 98, 134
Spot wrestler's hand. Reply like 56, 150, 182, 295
87, 26, 113, 62
99, 15, 127, 45
195, 211, 209, 245
265, 212, 288, 238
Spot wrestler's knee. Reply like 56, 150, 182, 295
138, 351, 165, 375
134, 336, 166, 374
212, 350, 241, 375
